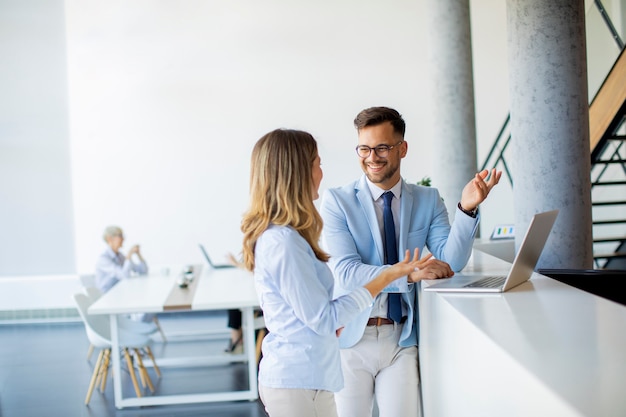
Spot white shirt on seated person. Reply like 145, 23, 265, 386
95, 226, 153, 323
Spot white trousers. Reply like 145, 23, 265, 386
335, 323, 422, 417
259, 385, 339, 417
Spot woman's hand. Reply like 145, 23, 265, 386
365, 249, 452, 297
388, 248, 427, 277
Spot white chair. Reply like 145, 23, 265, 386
152, 316, 167, 343
83, 286, 102, 302
79, 273, 96, 288
81, 281, 165, 362
84, 282, 168, 343
82, 286, 158, 359
73, 293, 161, 405
84, 286, 159, 334
79, 276, 98, 360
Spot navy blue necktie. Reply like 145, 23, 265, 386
383, 191, 402, 323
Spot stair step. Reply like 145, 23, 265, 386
592, 180, 626, 186
594, 159, 626, 164
592, 200, 626, 206
593, 236, 626, 243
593, 219, 626, 225
593, 251, 626, 260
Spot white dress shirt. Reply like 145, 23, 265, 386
365, 178, 406, 319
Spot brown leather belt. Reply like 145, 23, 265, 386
366, 317, 405, 326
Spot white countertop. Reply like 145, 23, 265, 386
420, 250, 626, 417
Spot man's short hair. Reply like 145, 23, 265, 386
354, 106, 406, 138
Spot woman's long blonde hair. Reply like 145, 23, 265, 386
241, 129, 329, 271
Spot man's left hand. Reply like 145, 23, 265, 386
460, 168, 502, 212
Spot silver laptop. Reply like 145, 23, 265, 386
198, 244, 236, 269
423, 209, 558, 293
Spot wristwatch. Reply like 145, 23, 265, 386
458, 202, 478, 218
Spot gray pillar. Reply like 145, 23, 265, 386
427, 0, 478, 222
507, 0, 593, 268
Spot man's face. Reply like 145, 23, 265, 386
357, 121, 407, 190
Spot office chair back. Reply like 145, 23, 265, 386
79, 274, 96, 288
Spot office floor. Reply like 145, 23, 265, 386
0, 311, 269, 417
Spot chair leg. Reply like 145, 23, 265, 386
135, 351, 147, 389
143, 346, 161, 377
85, 349, 105, 405
94, 348, 107, 391
154, 317, 167, 342
134, 348, 155, 393
255, 328, 266, 365
123, 348, 142, 398
99, 348, 111, 392
86, 344, 95, 361
94, 353, 103, 389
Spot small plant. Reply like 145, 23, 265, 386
417, 176, 431, 187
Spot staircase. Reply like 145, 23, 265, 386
481, 50, 626, 270
591, 134, 626, 268
589, 47, 626, 268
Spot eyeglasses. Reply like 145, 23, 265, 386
355, 141, 404, 158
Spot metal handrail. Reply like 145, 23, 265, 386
594, 0, 625, 50
479, 114, 513, 186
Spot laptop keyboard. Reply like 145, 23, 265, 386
464, 275, 506, 288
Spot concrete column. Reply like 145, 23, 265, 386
426, 0, 478, 222
507, 0, 593, 268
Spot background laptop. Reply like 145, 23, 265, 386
423, 209, 559, 293
198, 244, 236, 269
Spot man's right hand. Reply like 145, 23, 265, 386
407, 258, 454, 282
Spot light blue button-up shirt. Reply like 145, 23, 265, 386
254, 224, 373, 392
95, 246, 148, 293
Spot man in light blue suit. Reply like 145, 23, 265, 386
320, 107, 501, 417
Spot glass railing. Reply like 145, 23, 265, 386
586, 0, 624, 102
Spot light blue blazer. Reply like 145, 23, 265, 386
320, 175, 479, 348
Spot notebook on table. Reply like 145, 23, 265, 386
198, 244, 236, 269
423, 209, 559, 293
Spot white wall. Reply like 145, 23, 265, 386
65, 0, 512, 274
0, 0, 75, 275
2, 0, 514, 277
469, 0, 512, 236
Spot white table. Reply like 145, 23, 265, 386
88, 267, 259, 409
419, 250, 626, 417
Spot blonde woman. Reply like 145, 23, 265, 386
241, 129, 429, 417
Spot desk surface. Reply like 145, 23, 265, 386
87, 266, 260, 409
420, 250, 626, 417
89, 267, 258, 315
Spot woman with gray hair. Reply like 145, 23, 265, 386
94, 226, 153, 323
95, 226, 148, 293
